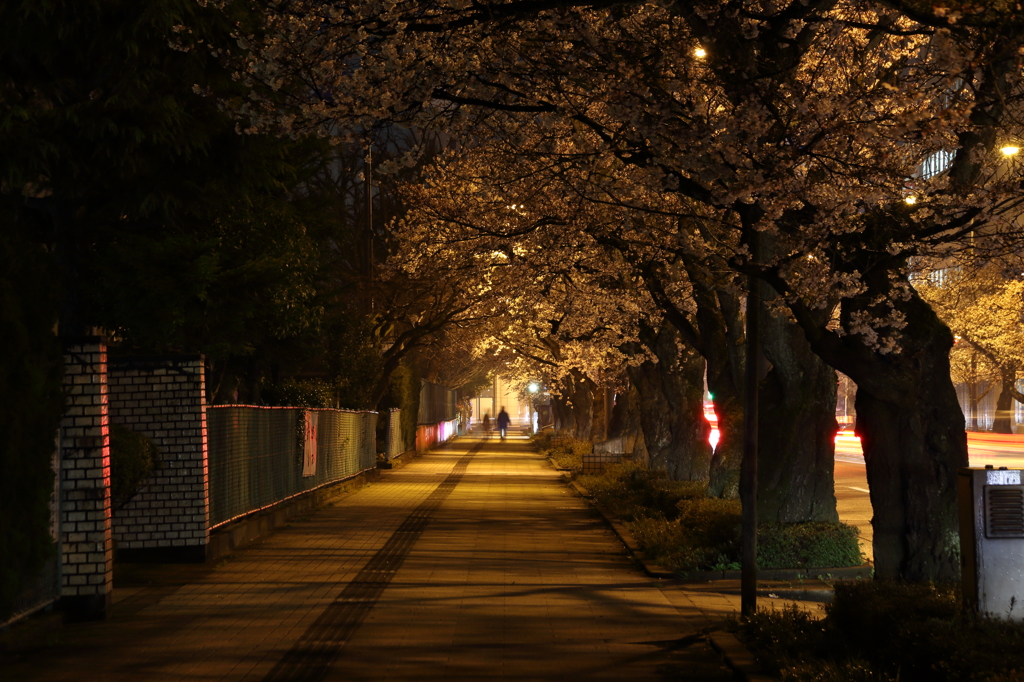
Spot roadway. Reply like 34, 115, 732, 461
833, 430, 1024, 563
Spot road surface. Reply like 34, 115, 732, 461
833, 431, 1024, 563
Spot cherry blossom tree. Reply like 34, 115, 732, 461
223, 0, 1024, 579
394, 142, 839, 518
920, 264, 1024, 433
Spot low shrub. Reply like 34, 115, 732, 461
533, 432, 591, 473
630, 512, 741, 572
758, 522, 863, 570
579, 461, 706, 520
578, 461, 861, 572
735, 581, 1024, 681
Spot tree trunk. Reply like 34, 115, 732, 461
568, 370, 596, 441
553, 371, 596, 440
552, 392, 574, 433
757, 305, 839, 523
590, 382, 606, 441
993, 371, 1016, 434
689, 269, 745, 498
856, 368, 965, 581
795, 290, 967, 581
627, 323, 712, 482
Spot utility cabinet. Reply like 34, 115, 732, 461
958, 467, 1024, 621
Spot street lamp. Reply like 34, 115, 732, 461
527, 383, 540, 433
1001, 146, 1020, 157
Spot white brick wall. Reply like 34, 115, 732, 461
108, 357, 209, 554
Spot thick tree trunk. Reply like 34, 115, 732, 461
757, 306, 839, 523
553, 371, 596, 440
627, 323, 712, 482
993, 372, 1015, 434
688, 273, 745, 499
856, 367, 965, 581
590, 382, 606, 441
798, 291, 967, 581
569, 371, 596, 441
552, 392, 574, 433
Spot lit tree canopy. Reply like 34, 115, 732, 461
920, 263, 1024, 432
217, 0, 1024, 579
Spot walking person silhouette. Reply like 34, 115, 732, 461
496, 407, 511, 441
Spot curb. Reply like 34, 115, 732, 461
567, 479, 678, 578
562, 475, 775, 680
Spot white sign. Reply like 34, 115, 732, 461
303, 411, 318, 477
986, 469, 1021, 486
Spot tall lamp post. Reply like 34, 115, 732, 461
741, 235, 760, 617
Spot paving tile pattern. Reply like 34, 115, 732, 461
4, 436, 735, 682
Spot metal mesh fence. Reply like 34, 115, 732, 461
418, 381, 457, 425
207, 406, 377, 528
3, 554, 60, 628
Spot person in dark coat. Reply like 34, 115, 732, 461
496, 407, 511, 441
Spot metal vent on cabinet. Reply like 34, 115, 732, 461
985, 486, 1024, 538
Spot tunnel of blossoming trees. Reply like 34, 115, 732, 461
4, 0, 1024, 648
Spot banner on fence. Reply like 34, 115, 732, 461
303, 411, 318, 477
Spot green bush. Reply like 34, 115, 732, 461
110, 424, 160, 511
630, 514, 740, 572
735, 581, 1024, 681
578, 461, 861, 572
534, 433, 593, 473
759, 522, 863, 570
579, 461, 706, 520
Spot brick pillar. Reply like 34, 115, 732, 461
60, 338, 113, 621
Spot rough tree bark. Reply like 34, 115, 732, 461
757, 302, 839, 524
569, 370, 596, 441
992, 368, 1018, 434
687, 267, 745, 499
551, 393, 573, 433
552, 370, 596, 440
627, 322, 712, 482
785, 276, 967, 581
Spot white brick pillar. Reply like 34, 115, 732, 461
59, 337, 113, 620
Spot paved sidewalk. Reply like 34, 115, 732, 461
2, 435, 737, 681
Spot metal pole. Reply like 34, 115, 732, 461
741, 239, 760, 617
366, 146, 374, 311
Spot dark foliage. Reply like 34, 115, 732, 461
736, 581, 1024, 681
581, 462, 861, 572
0, 227, 63, 621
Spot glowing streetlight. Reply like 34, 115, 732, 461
904, 195, 918, 205
1001, 146, 1021, 156
694, 47, 707, 58
528, 382, 540, 393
